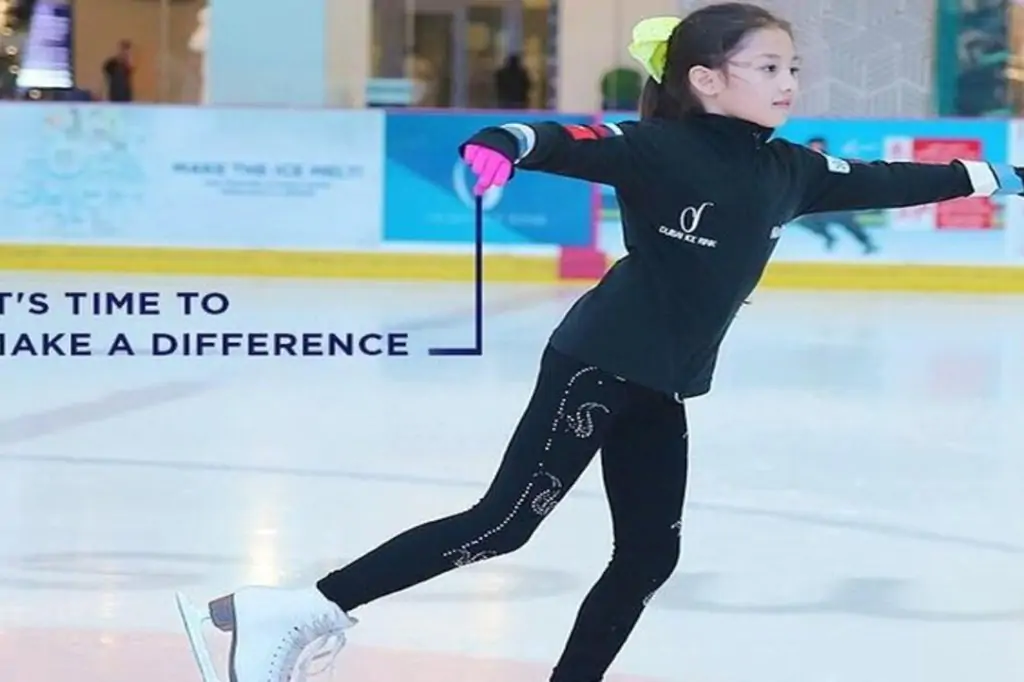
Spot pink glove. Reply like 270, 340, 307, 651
463, 144, 513, 196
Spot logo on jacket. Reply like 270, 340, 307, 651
679, 202, 713, 232
813, 151, 851, 175
659, 202, 717, 248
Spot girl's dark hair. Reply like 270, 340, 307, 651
639, 2, 793, 120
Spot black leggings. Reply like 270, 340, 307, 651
316, 344, 690, 682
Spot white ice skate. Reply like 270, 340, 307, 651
175, 586, 356, 682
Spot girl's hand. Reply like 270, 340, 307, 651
462, 144, 514, 196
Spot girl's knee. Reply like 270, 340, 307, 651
443, 502, 545, 566
613, 536, 681, 588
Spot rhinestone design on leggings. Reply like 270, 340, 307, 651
441, 481, 535, 566
443, 365, 601, 567
530, 471, 564, 516
450, 548, 499, 567
543, 365, 601, 452
565, 401, 611, 439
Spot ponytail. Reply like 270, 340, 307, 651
630, 6, 796, 122
638, 76, 701, 121
630, 16, 700, 121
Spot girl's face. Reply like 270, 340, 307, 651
689, 26, 800, 128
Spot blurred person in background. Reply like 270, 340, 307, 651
495, 53, 531, 108
102, 39, 134, 102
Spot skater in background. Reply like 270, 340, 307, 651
176, 4, 1024, 682
790, 136, 880, 254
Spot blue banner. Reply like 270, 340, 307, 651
383, 111, 594, 247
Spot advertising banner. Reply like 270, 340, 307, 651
15, 0, 74, 90
0, 104, 384, 250
383, 110, 594, 249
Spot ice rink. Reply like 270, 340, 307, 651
1, 272, 1023, 682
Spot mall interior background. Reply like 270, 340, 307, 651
0, 0, 1021, 117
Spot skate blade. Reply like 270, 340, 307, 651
175, 591, 226, 682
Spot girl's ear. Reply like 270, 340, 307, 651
688, 65, 723, 97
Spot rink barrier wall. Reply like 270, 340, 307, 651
4, 244, 1024, 294
1, 103, 1023, 293
0, 244, 563, 282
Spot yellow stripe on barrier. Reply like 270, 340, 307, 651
0, 244, 560, 283
2, 244, 1024, 293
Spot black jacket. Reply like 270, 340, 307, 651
462, 113, 1022, 400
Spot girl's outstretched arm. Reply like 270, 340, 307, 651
460, 120, 650, 191
782, 140, 1024, 217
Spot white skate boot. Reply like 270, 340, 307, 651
175, 586, 357, 682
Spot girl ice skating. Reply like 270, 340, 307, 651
176, 3, 1024, 681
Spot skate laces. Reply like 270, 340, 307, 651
284, 610, 352, 682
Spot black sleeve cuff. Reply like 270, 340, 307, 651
458, 127, 522, 162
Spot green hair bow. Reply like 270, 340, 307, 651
627, 16, 681, 83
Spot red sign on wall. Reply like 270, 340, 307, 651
911, 138, 994, 230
